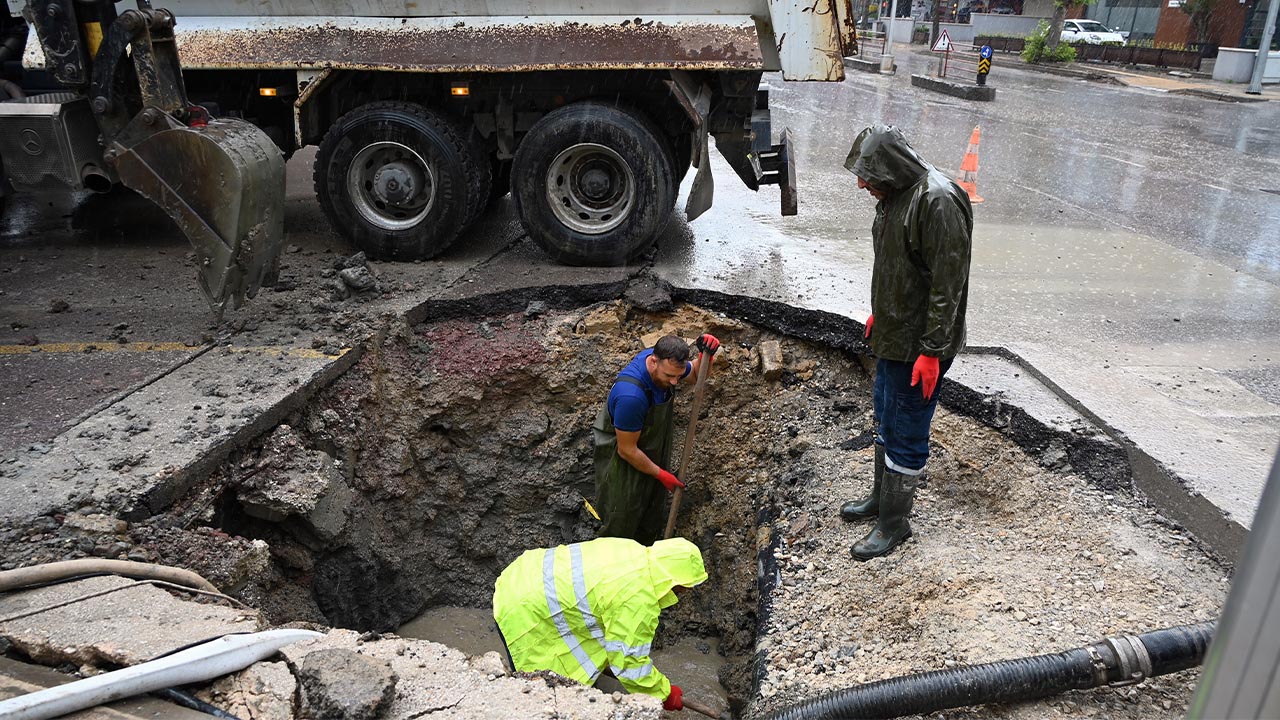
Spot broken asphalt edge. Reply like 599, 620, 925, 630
0, 278, 1240, 563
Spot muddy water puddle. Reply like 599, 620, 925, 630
399, 605, 732, 717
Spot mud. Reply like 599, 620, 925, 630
0, 299, 1229, 719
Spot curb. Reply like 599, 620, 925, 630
909, 73, 996, 100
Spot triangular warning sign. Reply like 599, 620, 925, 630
931, 29, 953, 51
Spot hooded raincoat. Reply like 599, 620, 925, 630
492, 537, 707, 701
845, 125, 972, 362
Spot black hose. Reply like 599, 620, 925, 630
151, 688, 243, 720
759, 622, 1215, 720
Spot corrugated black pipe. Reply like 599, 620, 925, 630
759, 622, 1215, 720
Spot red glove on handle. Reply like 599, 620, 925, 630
663, 685, 684, 711
695, 333, 720, 356
656, 470, 685, 492
911, 355, 941, 400
864, 314, 874, 339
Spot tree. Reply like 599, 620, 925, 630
1180, 0, 1220, 45
1047, 0, 1099, 50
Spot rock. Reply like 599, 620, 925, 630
758, 341, 784, 381
47, 299, 70, 313
622, 274, 673, 313
299, 648, 398, 720
577, 304, 623, 335
524, 300, 549, 318
200, 660, 297, 720
336, 251, 369, 270
339, 266, 380, 293
640, 330, 667, 350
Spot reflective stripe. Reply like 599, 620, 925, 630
569, 544, 606, 644
543, 549, 599, 679
884, 454, 924, 476
612, 662, 656, 681
604, 639, 652, 657
568, 545, 652, 658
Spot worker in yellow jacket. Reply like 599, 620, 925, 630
492, 536, 707, 711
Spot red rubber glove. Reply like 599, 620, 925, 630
656, 470, 685, 492
663, 685, 684, 711
911, 354, 941, 400
695, 333, 720, 356
864, 314, 874, 339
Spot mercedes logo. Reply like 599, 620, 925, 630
21, 129, 43, 156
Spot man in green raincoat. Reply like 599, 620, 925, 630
592, 333, 719, 545
838, 124, 972, 561
492, 536, 708, 711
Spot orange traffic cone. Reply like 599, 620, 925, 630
957, 126, 984, 204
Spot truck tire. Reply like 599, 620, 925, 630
512, 102, 675, 266
314, 102, 480, 261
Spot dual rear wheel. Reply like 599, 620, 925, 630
314, 101, 679, 266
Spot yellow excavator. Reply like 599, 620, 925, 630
0, 0, 283, 315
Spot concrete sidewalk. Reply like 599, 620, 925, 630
1002, 53, 1277, 101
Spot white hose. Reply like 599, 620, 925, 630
0, 629, 323, 720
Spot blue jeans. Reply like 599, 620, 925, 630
873, 357, 954, 475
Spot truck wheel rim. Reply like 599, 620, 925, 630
545, 143, 634, 235
347, 141, 435, 231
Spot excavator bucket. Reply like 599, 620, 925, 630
110, 115, 286, 315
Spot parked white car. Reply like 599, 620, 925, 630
1062, 20, 1127, 45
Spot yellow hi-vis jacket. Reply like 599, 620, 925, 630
492, 537, 708, 701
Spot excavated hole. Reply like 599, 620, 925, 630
191, 300, 863, 714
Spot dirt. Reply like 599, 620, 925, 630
0, 299, 1229, 719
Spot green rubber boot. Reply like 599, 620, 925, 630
839, 445, 885, 521
851, 469, 917, 561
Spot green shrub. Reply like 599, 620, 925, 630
1020, 20, 1077, 63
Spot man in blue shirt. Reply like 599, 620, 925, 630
592, 333, 719, 544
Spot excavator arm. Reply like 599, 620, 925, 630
13, 0, 284, 315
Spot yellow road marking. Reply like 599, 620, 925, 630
0, 342, 194, 354
0, 342, 345, 360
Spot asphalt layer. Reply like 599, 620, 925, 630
2, 51, 1278, 561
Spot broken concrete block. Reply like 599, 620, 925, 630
758, 340, 784, 381
299, 648, 397, 720
199, 660, 296, 720
577, 304, 623, 335
237, 425, 351, 542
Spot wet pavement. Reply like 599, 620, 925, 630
655, 47, 1280, 544
2, 49, 1278, 555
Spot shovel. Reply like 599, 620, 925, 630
663, 348, 713, 540
682, 696, 730, 719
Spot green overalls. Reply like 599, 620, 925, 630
592, 376, 675, 546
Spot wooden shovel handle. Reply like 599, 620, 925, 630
663, 349, 713, 540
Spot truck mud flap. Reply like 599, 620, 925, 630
110, 116, 285, 316
758, 128, 798, 217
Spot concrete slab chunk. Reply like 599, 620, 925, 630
299, 648, 397, 720
0, 576, 263, 668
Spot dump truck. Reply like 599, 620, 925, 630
1, 1, 856, 300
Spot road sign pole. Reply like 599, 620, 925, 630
1246, 0, 1279, 94
881, 0, 900, 74
977, 44, 993, 85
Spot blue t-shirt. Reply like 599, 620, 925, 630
607, 349, 690, 432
